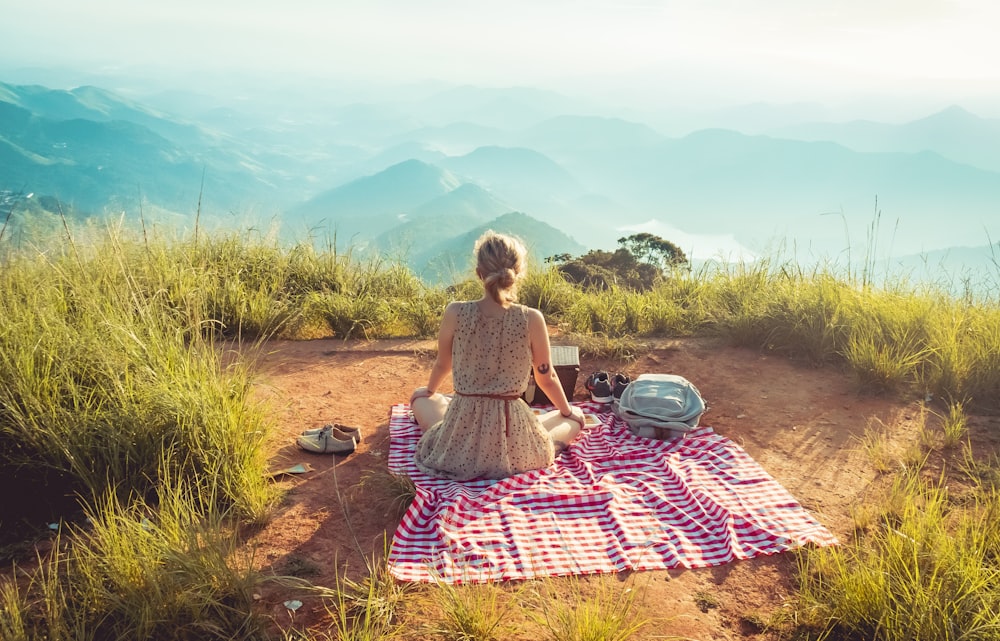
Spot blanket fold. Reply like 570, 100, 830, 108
388, 402, 836, 583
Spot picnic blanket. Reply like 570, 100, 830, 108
387, 402, 837, 584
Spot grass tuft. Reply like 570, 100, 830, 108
356, 469, 417, 522
796, 469, 1000, 640
527, 575, 650, 641
426, 581, 520, 641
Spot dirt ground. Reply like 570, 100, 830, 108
245, 334, 968, 639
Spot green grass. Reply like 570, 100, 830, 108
1, 483, 265, 641
940, 401, 971, 450
528, 575, 650, 641
796, 471, 1000, 641
427, 581, 518, 641
790, 404, 1000, 641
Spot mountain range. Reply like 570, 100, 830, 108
2, 79, 998, 283
769, 106, 1000, 174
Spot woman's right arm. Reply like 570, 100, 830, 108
410, 301, 459, 404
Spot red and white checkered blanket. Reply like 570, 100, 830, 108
387, 402, 837, 584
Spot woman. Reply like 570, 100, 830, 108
409, 230, 586, 481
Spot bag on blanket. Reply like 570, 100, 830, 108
615, 373, 706, 440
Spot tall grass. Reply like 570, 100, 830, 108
0, 225, 277, 638
427, 581, 518, 641
0, 235, 274, 533
796, 471, 1000, 640
0, 481, 265, 641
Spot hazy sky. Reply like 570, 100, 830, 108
3, 0, 999, 112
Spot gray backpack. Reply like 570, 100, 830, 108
614, 374, 707, 440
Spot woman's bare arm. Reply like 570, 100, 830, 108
411, 301, 459, 404
527, 308, 584, 421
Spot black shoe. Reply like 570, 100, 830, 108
612, 373, 631, 400
585, 371, 613, 403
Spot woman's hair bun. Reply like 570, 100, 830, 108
474, 231, 527, 304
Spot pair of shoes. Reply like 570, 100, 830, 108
301, 423, 362, 442
587, 371, 632, 403
585, 371, 614, 403
296, 425, 357, 454
611, 373, 631, 400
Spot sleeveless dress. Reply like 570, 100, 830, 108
414, 301, 556, 481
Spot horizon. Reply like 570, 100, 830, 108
3, 1, 1000, 122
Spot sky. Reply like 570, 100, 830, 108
3, 0, 1000, 116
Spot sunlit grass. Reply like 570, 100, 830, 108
356, 469, 417, 522
939, 400, 970, 450
426, 581, 520, 641
325, 554, 412, 641
856, 421, 895, 474
796, 470, 1000, 641
0, 482, 266, 641
527, 575, 650, 641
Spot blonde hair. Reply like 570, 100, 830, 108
474, 230, 527, 304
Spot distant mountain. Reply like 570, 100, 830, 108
283, 159, 463, 243
0, 82, 295, 216
372, 183, 514, 256
703, 101, 836, 134
553, 127, 1000, 255
0, 100, 267, 214
357, 143, 448, 176
768, 106, 1000, 173
407, 182, 513, 223
411, 211, 588, 283
440, 146, 582, 199
386, 121, 509, 155
0, 81, 213, 148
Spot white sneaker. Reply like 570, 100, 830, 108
296, 425, 356, 454
301, 423, 362, 442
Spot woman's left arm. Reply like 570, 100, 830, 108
527, 308, 584, 424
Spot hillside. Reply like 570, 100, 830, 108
518, 114, 667, 152
371, 183, 514, 255
440, 145, 583, 200
0, 82, 278, 214
768, 105, 1000, 173
283, 159, 464, 243
560, 128, 1000, 255
282, 161, 587, 277
410, 210, 587, 282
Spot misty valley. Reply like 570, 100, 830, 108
2, 79, 999, 287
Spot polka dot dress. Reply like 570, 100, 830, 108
414, 301, 555, 480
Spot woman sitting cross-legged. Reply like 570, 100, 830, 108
409, 230, 586, 481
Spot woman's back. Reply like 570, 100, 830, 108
413, 300, 554, 480
451, 301, 532, 396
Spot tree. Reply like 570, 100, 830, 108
616, 233, 688, 270
553, 233, 688, 291
556, 247, 660, 290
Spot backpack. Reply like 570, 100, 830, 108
614, 374, 707, 440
